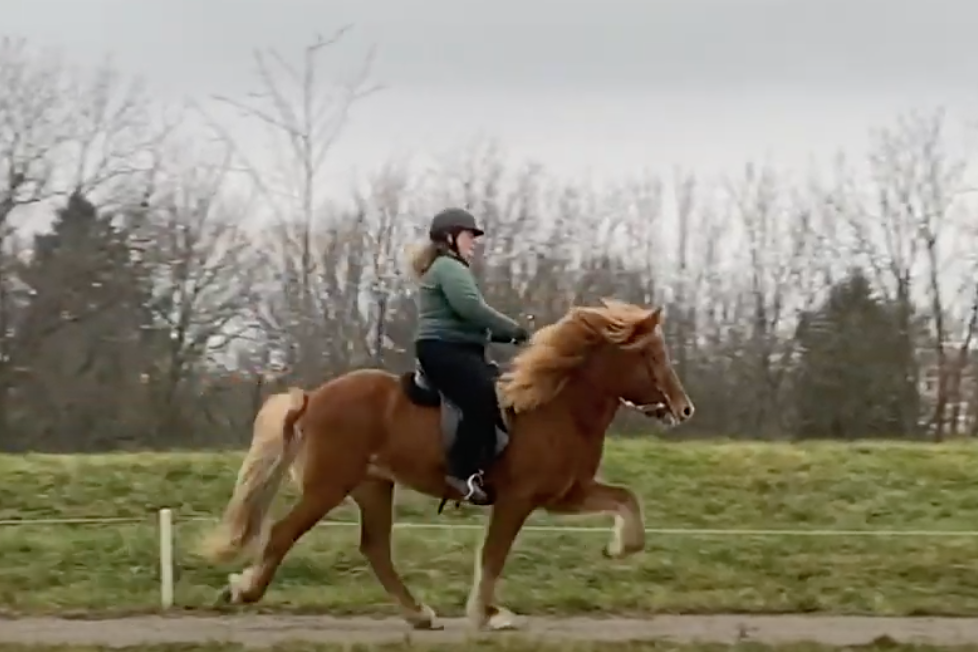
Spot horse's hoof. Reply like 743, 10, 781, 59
216, 585, 233, 605
409, 604, 443, 631
603, 544, 641, 560
219, 572, 246, 605
486, 606, 520, 631
603, 544, 630, 559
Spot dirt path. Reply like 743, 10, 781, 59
2, 614, 978, 648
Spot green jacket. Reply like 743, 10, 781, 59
414, 254, 522, 346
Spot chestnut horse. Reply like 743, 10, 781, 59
201, 298, 694, 631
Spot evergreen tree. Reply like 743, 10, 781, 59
13, 190, 155, 449
792, 267, 920, 439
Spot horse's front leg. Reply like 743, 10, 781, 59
467, 498, 534, 631
547, 481, 645, 559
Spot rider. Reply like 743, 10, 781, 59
411, 207, 530, 505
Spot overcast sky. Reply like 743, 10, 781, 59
5, 0, 978, 188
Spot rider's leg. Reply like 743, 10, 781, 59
415, 339, 499, 504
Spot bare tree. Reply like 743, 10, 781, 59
0, 38, 168, 217
851, 110, 966, 438
723, 162, 820, 436
140, 149, 261, 440
670, 169, 697, 376
352, 163, 416, 366
65, 58, 174, 201
192, 28, 380, 382
947, 202, 978, 436
614, 173, 664, 307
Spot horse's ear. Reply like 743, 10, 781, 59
645, 307, 663, 329
575, 306, 610, 332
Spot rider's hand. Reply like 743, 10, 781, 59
512, 325, 530, 344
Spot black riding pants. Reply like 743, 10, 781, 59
415, 338, 499, 479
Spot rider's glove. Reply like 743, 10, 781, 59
511, 326, 530, 345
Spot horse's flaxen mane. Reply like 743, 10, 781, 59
497, 298, 660, 413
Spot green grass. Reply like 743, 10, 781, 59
3, 440, 978, 616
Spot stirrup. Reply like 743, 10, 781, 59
440, 471, 489, 508
462, 471, 485, 501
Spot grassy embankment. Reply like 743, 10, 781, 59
2, 440, 978, 616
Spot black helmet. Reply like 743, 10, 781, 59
428, 207, 484, 241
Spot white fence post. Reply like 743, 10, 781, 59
158, 508, 174, 609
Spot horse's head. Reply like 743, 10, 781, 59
498, 298, 695, 426
601, 301, 695, 423
574, 299, 694, 425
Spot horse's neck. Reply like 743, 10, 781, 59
562, 371, 620, 439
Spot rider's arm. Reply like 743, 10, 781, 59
432, 257, 523, 339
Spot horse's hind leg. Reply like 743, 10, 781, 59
227, 482, 351, 604
351, 478, 441, 630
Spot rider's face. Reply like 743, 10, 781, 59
455, 229, 479, 262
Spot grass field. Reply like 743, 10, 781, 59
3, 440, 978, 617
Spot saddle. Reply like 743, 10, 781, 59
401, 361, 511, 465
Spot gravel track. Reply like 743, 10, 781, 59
2, 614, 978, 648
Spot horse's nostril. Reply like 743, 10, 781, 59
682, 406, 693, 418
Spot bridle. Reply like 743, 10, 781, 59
619, 397, 675, 425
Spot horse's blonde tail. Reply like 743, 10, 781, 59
200, 387, 309, 564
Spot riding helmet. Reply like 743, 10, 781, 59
428, 207, 484, 241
